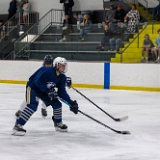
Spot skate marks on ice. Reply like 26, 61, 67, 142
0, 84, 160, 160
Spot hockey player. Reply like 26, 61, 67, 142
12, 57, 78, 136
15, 55, 54, 118
15, 55, 72, 118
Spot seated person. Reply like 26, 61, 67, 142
73, 12, 83, 23
141, 34, 154, 63
110, 4, 126, 32
124, 4, 140, 33
153, 29, 160, 63
73, 12, 83, 30
0, 20, 5, 39
96, 23, 112, 51
78, 14, 92, 41
109, 37, 121, 52
104, 4, 116, 26
59, 15, 71, 42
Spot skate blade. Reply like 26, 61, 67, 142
55, 127, 68, 132
12, 130, 26, 136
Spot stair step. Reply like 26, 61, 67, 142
25, 50, 116, 61
25, 50, 116, 53
37, 33, 105, 42
44, 25, 104, 34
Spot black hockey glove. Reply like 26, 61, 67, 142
66, 77, 72, 88
46, 83, 58, 100
70, 100, 78, 114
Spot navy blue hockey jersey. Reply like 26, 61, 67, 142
27, 66, 73, 104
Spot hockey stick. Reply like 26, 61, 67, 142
59, 98, 131, 135
71, 87, 128, 122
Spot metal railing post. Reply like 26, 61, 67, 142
120, 31, 123, 63
137, 24, 139, 48
103, 0, 105, 21
14, 9, 64, 58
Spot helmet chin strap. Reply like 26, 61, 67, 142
55, 66, 64, 75
55, 63, 67, 74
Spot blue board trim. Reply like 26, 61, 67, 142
104, 63, 110, 89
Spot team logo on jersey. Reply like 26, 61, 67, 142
46, 82, 56, 88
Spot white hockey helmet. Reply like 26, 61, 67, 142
53, 57, 68, 74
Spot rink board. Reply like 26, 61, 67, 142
0, 60, 160, 91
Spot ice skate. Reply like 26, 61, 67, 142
41, 108, 47, 118
12, 123, 26, 136
15, 110, 22, 119
52, 116, 68, 132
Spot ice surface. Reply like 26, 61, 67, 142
0, 84, 160, 160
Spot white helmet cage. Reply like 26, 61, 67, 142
53, 57, 68, 74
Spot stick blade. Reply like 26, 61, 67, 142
115, 116, 128, 122
119, 116, 128, 121
121, 131, 131, 135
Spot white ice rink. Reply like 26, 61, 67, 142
0, 83, 160, 160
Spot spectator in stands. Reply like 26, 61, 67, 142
110, 4, 126, 32
73, 12, 83, 23
59, 15, 71, 42
96, 23, 112, 51
152, 0, 160, 20
23, 0, 30, 26
16, 0, 24, 24
104, 4, 116, 26
109, 37, 121, 52
78, 14, 92, 41
141, 34, 154, 63
60, 0, 74, 31
73, 12, 83, 30
124, 4, 140, 33
153, 29, 160, 63
8, 0, 17, 26
0, 20, 5, 40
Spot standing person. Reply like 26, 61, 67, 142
60, 0, 74, 31
124, 4, 140, 33
141, 34, 154, 63
153, 29, 160, 63
22, 0, 30, 25
16, 0, 24, 24
8, 0, 17, 26
12, 57, 78, 136
78, 14, 92, 41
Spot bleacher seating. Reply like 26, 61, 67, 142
1, 0, 159, 62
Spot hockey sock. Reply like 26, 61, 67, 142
17, 106, 34, 125
53, 108, 62, 123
